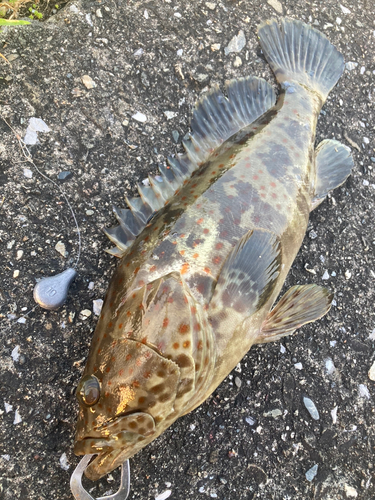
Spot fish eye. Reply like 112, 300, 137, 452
77, 375, 101, 406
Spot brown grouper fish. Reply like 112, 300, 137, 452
74, 18, 353, 480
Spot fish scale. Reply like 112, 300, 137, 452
73, 18, 354, 483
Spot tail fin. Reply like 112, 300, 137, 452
258, 18, 344, 100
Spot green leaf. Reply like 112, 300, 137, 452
0, 19, 31, 25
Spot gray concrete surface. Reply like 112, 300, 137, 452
0, 1, 374, 499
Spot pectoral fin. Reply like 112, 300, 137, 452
210, 229, 281, 316
312, 139, 353, 210
257, 284, 333, 343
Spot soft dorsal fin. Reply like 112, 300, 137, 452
105, 76, 276, 256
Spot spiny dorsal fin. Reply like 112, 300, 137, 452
105, 76, 276, 256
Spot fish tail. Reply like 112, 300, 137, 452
258, 18, 344, 100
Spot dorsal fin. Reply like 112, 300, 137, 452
105, 76, 276, 257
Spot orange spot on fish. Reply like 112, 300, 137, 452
179, 250, 185, 256
276, 203, 281, 209
182, 196, 187, 200
167, 297, 174, 303
180, 234, 185, 238
143, 372, 151, 379
194, 323, 201, 332
261, 193, 266, 198
218, 163, 225, 169
203, 228, 209, 234
212, 256, 221, 264
127, 311, 131, 317
183, 341, 191, 348
271, 193, 277, 199
181, 263, 189, 274
216, 242, 223, 250
173, 342, 179, 349
126, 354, 132, 361
126, 262, 130, 267
134, 267, 140, 275
119, 369, 124, 376
229, 154, 235, 159
179, 323, 190, 334
141, 337, 147, 344
106, 366, 111, 373
197, 340, 203, 350
118, 324, 123, 329
197, 218, 203, 224
163, 318, 169, 328
270, 182, 276, 188
132, 380, 140, 388
172, 241, 177, 245
98, 348, 102, 354
260, 185, 265, 190
204, 267, 211, 274
282, 138, 288, 143
138, 396, 146, 404
253, 175, 258, 180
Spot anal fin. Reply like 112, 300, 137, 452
210, 229, 281, 316
312, 139, 353, 210
258, 284, 333, 343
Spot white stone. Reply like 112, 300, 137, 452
55, 241, 68, 258
205, 2, 216, 9
263, 409, 282, 418
23, 168, 33, 178
16, 250, 23, 260
13, 270, 19, 278
233, 56, 242, 68
88, 281, 95, 290
331, 406, 338, 424
358, 384, 370, 399
155, 491, 171, 500
363, 137, 370, 144
80, 309, 92, 320
132, 112, 147, 123
368, 360, 375, 381
345, 61, 358, 71
93, 299, 103, 316
294, 362, 303, 370
11, 346, 20, 363
305, 464, 318, 481
59, 452, 70, 471
144, 9, 149, 19
325, 358, 335, 375
13, 409, 22, 424
345, 270, 351, 280
81, 75, 96, 89
164, 111, 177, 120
176, 49, 183, 56
224, 30, 246, 55
280, 344, 286, 354
344, 484, 358, 498
24, 117, 50, 145
340, 4, 351, 14
211, 43, 221, 51
4, 402, 13, 413
303, 397, 320, 420
322, 270, 330, 280
267, 0, 283, 14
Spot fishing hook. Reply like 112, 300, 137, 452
70, 455, 130, 500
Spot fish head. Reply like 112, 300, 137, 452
73, 336, 181, 480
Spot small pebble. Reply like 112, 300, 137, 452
142, 178, 150, 186
155, 491, 171, 500
23, 168, 33, 178
224, 30, 246, 55
11, 346, 20, 362
345, 61, 358, 71
93, 299, 103, 316
172, 130, 179, 143
176, 49, 183, 56
267, 0, 283, 14
368, 360, 375, 381
144, 9, 148, 19
294, 362, 303, 370
57, 171, 72, 180
340, 4, 351, 14
81, 75, 96, 89
164, 111, 177, 120
4, 402, 13, 413
86, 209, 94, 215
345, 270, 351, 280
59, 452, 70, 471
233, 56, 242, 67
17, 317, 26, 324
235, 376, 242, 388
189, 424, 195, 431
96, 8, 102, 17
205, 2, 216, 9
13, 409, 22, 425
358, 384, 370, 399
305, 464, 318, 482
263, 409, 282, 418
174, 12, 181, 18
363, 137, 370, 144
80, 309, 92, 320
344, 484, 358, 498
211, 43, 221, 51
325, 358, 336, 375
245, 416, 255, 426
88, 281, 95, 290
309, 230, 317, 239
331, 406, 338, 424
16, 250, 24, 260
13, 270, 20, 278
133, 48, 144, 57
322, 270, 330, 280
280, 344, 286, 354
55, 241, 68, 258
303, 396, 320, 420
132, 112, 147, 123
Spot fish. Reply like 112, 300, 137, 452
73, 18, 353, 481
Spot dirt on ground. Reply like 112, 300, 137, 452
0, 1, 374, 499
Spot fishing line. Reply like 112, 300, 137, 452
2, 116, 82, 330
